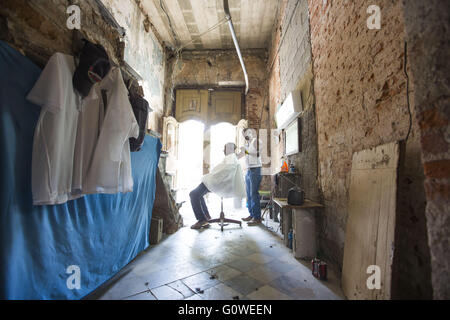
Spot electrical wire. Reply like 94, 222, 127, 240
404, 41, 412, 142
176, 17, 228, 53
167, 12, 230, 105
160, 0, 180, 47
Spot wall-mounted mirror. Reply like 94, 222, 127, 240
285, 117, 301, 156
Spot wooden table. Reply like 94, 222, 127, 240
272, 198, 324, 210
272, 198, 323, 259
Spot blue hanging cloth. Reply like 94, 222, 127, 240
0, 41, 161, 300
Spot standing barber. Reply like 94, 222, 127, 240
238, 128, 263, 225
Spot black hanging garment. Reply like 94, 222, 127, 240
73, 39, 111, 97
129, 92, 150, 152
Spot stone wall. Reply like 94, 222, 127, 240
101, 0, 166, 132
165, 49, 268, 129
268, 0, 320, 205
306, 0, 431, 298
0, 0, 166, 132
402, 0, 450, 299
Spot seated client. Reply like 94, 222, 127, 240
189, 142, 246, 230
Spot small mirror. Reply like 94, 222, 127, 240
285, 118, 301, 156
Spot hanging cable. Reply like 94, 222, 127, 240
404, 41, 412, 142
160, 0, 180, 47
176, 17, 228, 54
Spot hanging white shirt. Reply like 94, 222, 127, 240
201, 153, 246, 199
26, 53, 82, 205
72, 67, 139, 195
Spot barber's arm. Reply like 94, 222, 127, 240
236, 146, 247, 159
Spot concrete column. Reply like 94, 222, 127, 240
402, 0, 450, 299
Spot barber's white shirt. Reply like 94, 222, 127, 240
27, 53, 81, 205
245, 138, 262, 168
201, 154, 246, 199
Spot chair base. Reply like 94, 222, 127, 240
208, 211, 242, 232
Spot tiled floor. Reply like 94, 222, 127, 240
92, 198, 345, 300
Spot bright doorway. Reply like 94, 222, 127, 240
176, 120, 205, 203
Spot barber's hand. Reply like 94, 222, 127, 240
240, 147, 249, 155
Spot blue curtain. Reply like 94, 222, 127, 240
0, 41, 161, 300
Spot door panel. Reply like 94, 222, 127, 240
210, 91, 242, 125
162, 116, 179, 189
342, 142, 399, 300
175, 89, 209, 123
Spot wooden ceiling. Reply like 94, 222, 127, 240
141, 0, 280, 50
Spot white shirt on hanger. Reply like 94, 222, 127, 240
26, 53, 81, 205
73, 67, 139, 195
27, 52, 139, 205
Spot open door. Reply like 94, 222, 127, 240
162, 116, 179, 190
236, 119, 248, 152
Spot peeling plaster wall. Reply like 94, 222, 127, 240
0, 0, 124, 67
0, 0, 167, 133
100, 0, 166, 132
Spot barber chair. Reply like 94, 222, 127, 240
208, 198, 242, 232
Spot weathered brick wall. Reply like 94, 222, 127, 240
279, 0, 312, 101
268, 1, 284, 175
0, 0, 123, 67
307, 0, 432, 298
166, 49, 268, 130
268, 0, 320, 202
402, 0, 450, 299
0, 0, 166, 132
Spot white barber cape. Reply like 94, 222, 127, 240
201, 153, 246, 199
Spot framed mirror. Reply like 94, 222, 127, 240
285, 117, 301, 156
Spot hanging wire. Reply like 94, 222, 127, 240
160, 0, 180, 47
176, 17, 229, 54
404, 41, 412, 142
167, 14, 229, 104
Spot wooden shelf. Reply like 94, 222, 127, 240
273, 198, 323, 210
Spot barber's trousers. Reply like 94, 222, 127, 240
245, 167, 262, 219
189, 183, 210, 222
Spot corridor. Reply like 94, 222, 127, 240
0, 0, 447, 302
94, 202, 343, 300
